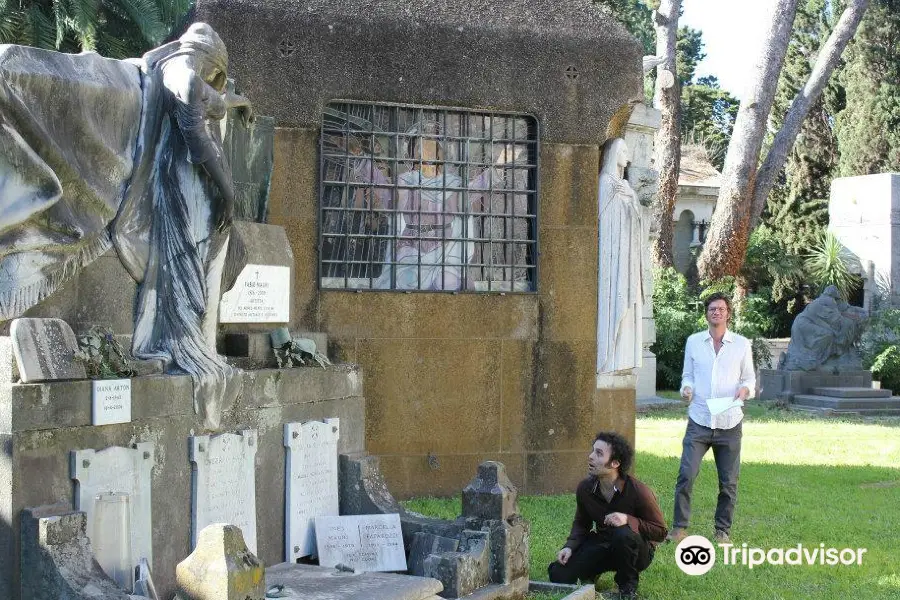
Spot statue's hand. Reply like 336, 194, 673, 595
224, 91, 255, 126
215, 198, 234, 233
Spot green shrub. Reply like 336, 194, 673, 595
652, 268, 700, 389
860, 309, 900, 392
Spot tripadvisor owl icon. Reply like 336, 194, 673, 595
676, 535, 716, 576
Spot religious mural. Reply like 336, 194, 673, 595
320, 102, 538, 292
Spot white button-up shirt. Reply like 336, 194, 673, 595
680, 329, 756, 430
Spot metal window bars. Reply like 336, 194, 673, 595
319, 101, 538, 293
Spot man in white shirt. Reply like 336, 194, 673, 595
666, 293, 755, 545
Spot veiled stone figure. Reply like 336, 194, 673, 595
0, 23, 252, 428
779, 285, 868, 371
597, 138, 645, 374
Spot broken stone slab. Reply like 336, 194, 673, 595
174, 524, 265, 600
11, 318, 86, 382
462, 462, 519, 522
408, 532, 460, 577
20, 504, 133, 600
424, 530, 490, 599
264, 563, 443, 600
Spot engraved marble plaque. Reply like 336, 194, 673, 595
284, 419, 340, 560
91, 379, 132, 425
315, 514, 407, 572
71, 442, 155, 576
219, 264, 290, 323
190, 430, 258, 553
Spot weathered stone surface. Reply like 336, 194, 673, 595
264, 562, 443, 600
221, 222, 293, 302
175, 524, 265, 600
20, 505, 132, 600
759, 368, 874, 401
339, 454, 404, 517
407, 533, 459, 577
424, 529, 490, 599
10, 318, 85, 383
486, 516, 530, 585
196, 0, 643, 145
463, 462, 519, 522
224, 112, 275, 223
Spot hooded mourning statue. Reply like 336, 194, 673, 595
597, 138, 645, 375
0, 23, 253, 428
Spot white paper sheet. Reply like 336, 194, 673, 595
706, 396, 741, 415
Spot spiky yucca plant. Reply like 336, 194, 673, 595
0, 0, 193, 58
805, 231, 862, 300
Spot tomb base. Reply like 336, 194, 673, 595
1, 362, 364, 600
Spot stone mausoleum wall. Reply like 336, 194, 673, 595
198, 0, 644, 497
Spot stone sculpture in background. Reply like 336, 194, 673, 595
779, 286, 868, 371
597, 138, 645, 374
0, 23, 253, 428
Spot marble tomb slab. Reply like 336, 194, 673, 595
70, 442, 155, 574
285, 419, 340, 561
315, 514, 406, 572
190, 429, 259, 554
11, 317, 86, 382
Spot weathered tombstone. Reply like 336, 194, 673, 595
175, 524, 265, 600
462, 461, 518, 521
10, 318, 86, 382
70, 442, 155, 578
190, 430, 258, 554
284, 419, 340, 561
314, 514, 406, 572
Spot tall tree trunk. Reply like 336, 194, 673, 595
749, 0, 870, 229
650, 0, 681, 268
697, 0, 801, 281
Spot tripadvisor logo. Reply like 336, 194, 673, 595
675, 535, 716, 576
675, 536, 868, 574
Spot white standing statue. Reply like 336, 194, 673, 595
597, 138, 645, 375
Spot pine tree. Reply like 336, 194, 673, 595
836, 0, 900, 175
763, 0, 837, 258
0, 0, 193, 58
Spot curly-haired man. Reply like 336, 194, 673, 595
548, 432, 667, 598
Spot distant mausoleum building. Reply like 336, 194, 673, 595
673, 145, 721, 276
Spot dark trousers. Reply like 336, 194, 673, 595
673, 418, 742, 533
547, 526, 653, 587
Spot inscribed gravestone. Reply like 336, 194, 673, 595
70, 442, 155, 574
11, 317, 86, 382
284, 419, 340, 561
190, 430, 259, 554
314, 514, 406, 572
219, 264, 290, 323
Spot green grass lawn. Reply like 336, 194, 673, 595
405, 403, 900, 599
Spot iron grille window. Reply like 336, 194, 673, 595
319, 101, 538, 292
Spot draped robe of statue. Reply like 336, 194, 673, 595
596, 138, 644, 374
0, 23, 244, 428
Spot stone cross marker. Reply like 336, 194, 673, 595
190, 430, 258, 554
284, 418, 340, 561
70, 442, 155, 574
314, 514, 406, 572
11, 317, 86, 382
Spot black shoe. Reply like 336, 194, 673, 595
613, 581, 638, 599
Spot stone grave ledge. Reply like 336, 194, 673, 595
265, 563, 444, 600
1, 363, 362, 433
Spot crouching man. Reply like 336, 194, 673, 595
548, 432, 667, 599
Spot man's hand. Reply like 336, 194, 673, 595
734, 386, 750, 402
681, 386, 693, 401
603, 512, 628, 527
557, 547, 572, 565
